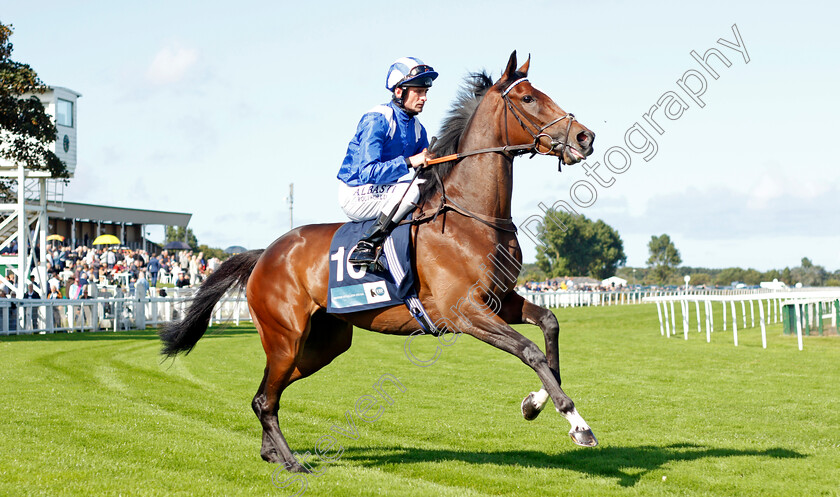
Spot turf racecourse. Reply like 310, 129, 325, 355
1, 304, 837, 496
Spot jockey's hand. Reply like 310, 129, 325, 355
407, 149, 430, 169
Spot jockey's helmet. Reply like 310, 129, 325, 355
385, 57, 438, 92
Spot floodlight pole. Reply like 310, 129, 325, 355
288, 183, 294, 229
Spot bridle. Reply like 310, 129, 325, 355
426, 77, 578, 171
413, 77, 581, 233
501, 77, 577, 171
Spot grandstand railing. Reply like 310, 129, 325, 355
0, 289, 251, 336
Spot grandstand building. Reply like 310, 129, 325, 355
0, 86, 192, 295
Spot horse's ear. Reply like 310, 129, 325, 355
503, 50, 518, 80
517, 54, 530, 76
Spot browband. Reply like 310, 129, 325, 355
501, 77, 529, 97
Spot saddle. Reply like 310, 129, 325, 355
327, 218, 437, 333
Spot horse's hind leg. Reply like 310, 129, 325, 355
251, 339, 306, 470
499, 293, 561, 421
252, 310, 353, 471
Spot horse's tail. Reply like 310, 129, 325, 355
159, 249, 264, 358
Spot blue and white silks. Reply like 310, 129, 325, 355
337, 101, 428, 187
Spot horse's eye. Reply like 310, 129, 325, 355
522, 95, 534, 103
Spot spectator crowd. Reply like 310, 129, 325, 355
518, 277, 628, 293
4, 245, 223, 300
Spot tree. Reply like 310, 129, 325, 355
164, 226, 198, 247
0, 22, 68, 200
714, 267, 746, 286
781, 267, 792, 285
197, 244, 227, 261
790, 257, 827, 287
518, 262, 547, 284
761, 269, 781, 283
535, 209, 626, 279
689, 272, 711, 286
742, 268, 762, 286
646, 234, 681, 284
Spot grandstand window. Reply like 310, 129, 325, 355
56, 99, 73, 127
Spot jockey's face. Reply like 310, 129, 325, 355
396, 87, 428, 114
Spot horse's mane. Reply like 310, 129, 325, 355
418, 70, 526, 202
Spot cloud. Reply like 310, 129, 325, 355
746, 174, 831, 209
145, 44, 199, 86
612, 181, 840, 240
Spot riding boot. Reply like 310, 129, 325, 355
349, 212, 398, 271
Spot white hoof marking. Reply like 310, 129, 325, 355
531, 388, 550, 410
559, 407, 591, 433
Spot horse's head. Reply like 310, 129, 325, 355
495, 51, 595, 165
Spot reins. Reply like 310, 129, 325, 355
411, 77, 577, 234
425, 143, 533, 167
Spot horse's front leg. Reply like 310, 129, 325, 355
459, 309, 597, 447
499, 292, 561, 421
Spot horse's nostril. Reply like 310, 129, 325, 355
577, 131, 590, 146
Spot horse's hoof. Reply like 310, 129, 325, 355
569, 428, 598, 447
521, 393, 542, 421
285, 461, 312, 474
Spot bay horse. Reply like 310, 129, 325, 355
160, 51, 598, 473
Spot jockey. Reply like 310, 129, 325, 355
337, 57, 438, 269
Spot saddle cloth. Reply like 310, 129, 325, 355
327, 219, 415, 314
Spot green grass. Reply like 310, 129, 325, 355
0, 304, 838, 496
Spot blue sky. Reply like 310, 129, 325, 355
4, 0, 839, 271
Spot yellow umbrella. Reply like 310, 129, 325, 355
92, 234, 121, 245
46, 234, 65, 241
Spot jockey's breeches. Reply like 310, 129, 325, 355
338, 179, 422, 222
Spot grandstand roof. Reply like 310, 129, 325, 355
49, 201, 191, 226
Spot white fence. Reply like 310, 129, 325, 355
517, 287, 783, 309
0, 289, 252, 335
643, 289, 840, 351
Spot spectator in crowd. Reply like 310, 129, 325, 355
135, 270, 149, 298
46, 284, 63, 328
6, 290, 17, 332
67, 277, 82, 300
147, 253, 161, 287
170, 262, 182, 281
188, 254, 200, 285
48, 272, 61, 293
23, 282, 41, 329
175, 273, 190, 288
4, 272, 16, 294
23, 283, 40, 299
103, 249, 116, 269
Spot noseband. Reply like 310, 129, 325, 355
501, 77, 576, 170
